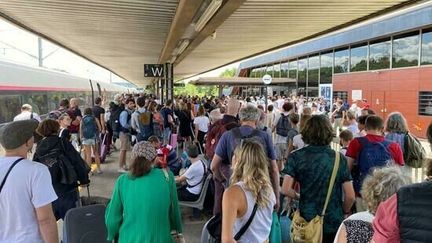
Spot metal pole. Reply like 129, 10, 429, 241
38, 37, 43, 67
265, 85, 268, 112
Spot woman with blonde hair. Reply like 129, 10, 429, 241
334, 166, 411, 243
222, 140, 275, 243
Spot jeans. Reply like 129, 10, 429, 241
163, 127, 172, 145
52, 189, 79, 220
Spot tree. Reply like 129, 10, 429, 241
219, 67, 237, 77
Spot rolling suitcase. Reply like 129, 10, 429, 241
80, 185, 110, 206
99, 133, 108, 163
62, 204, 110, 243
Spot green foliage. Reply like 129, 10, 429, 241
174, 83, 218, 97
219, 67, 237, 77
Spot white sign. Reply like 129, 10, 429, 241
262, 74, 272, 85
352, 90, 362, 101
319, 84, 333, 112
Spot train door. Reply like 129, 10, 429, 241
371, 91, 387, 118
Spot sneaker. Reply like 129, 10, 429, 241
96, 169, 103, 174
118, 168, 127, 173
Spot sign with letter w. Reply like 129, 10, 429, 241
144, 64, 164, 77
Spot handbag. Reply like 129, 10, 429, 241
270, 212, 282, 243
290, 151, 340, 243
207, 201, 259, 242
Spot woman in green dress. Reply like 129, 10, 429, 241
105, 141, 183, 242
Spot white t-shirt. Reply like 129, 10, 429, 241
292, 134, 305, 150
13, 111, 41, 122
184, 160, 206, 195
194, 116, 210, 133
0, 157, 57, 243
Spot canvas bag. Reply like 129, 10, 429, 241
290, 152, 340, 243
404, 133, 426, 168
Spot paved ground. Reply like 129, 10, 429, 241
80, 145, 207, 243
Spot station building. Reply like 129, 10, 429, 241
237, 3, 432, 137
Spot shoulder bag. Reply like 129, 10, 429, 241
291, 151, 340, 243
0, 158, 24, 195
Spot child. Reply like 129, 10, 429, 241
339, 129, 353, 157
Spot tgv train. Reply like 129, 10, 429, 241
0, 60, 129, 124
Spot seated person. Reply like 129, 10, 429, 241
148, 135, 181, 175
175, 144, 207, 202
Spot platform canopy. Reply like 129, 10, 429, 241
0, 0, 419, 87
189, 76, 295, 86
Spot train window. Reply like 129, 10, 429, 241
419, 91, 432, 116
288, 60, 297, 80
350, 44, 368, 72
22, 92, 48, 116
334, 48, 349, 73
369, 38, 391, 70
393, 31, 419, 68
320, 51, 333, 84
297, 58, 307, 96
280, 62, 288, 78
273, 62, 281, 78
0, 95, 21, 124
421, 29, 432, 65
307, 55, 319, 97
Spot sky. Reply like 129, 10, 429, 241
0, 18, 239, 85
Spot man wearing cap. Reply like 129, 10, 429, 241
0, 120, 58, 243
13, 104, 42, 122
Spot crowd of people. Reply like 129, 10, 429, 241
1, 92, 432, 243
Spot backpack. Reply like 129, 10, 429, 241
404, 133, 426, 168
205, 120, 238, 160
82, 115, 98, 139
228, 127, 262, 164
276, 114, 291, 137
109, 105, 124, 138
36, 139, 77, 185
353, 137, 393, 193
136, 111, 154, 141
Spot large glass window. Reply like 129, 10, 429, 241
320, 51, 333, 84
369, 38, 391, 70
307, 55, 319, 97
265, 65, 273, 76
280, 62, 288, 78
421, 29, 432, 65
334, 48, 349, 73
249, 68, 256, 77
297, 58, 307, 96
289, 60, 297, 80
273, 63, 281, 78
350, 44, 368, 72
392, 32, 419, 68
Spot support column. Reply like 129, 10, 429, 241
38, 37, 43, 67
218, 84, 223, 97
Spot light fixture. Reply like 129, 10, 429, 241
174, 39, 190, 55
194, 0, 222, 32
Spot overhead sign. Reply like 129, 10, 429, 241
144, 64, 164, 77
262, 74, 272, 85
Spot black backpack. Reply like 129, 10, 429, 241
109, 105, 124, 138
276, 114, 291, 137
228, 127, 262, 164
36, 139, 77, 185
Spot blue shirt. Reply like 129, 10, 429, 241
215, 125, 276, 165
120, 109, 131, 130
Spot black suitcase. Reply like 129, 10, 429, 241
63, 204, 110, 243
79, 185, 110, 206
